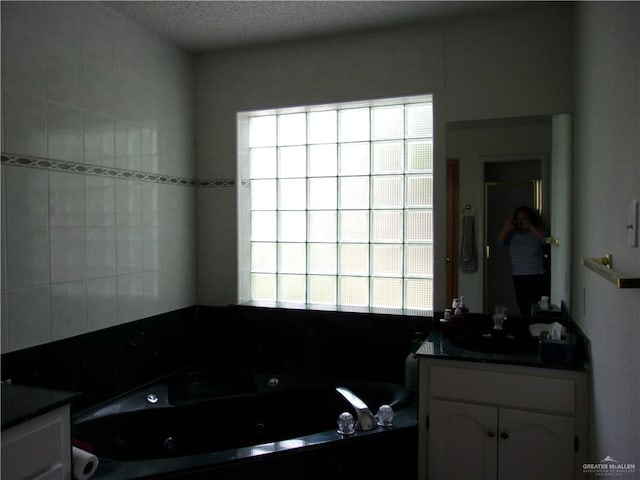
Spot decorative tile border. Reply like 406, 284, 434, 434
1, 153, 236, 188
196, 179, 237, 187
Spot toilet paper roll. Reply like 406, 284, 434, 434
72, 446, 99, 480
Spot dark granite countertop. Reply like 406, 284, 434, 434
416, 315, 589, 372
2, 384, 79, 430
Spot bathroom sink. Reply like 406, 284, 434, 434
449, 335, 538, 355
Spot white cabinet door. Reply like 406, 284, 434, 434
1, 406, 71, 480
428, 399, 498, 480
33, 464, 66, 480
498, 408, 574, 480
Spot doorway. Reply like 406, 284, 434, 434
484, 159, 545, 315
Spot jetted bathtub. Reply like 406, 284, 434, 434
72, 367, 417, 479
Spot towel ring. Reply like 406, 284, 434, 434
462, 204, 476, 216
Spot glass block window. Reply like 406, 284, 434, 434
242, 95, 433, 311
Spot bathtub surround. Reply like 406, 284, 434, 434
201, 305, 429, 382
1, 305, 422, 479
1, 307, 199, 412
0, 305, 427, 412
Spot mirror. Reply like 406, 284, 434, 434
446, 114, 572, 315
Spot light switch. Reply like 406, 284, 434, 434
629, 200, 638, 248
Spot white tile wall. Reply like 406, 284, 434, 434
197, 188, 237, 304
46, 2, 84, 45
116, 273, 144, 324
83, 60, 114, 116
142, 270, 163, 317
1, 172, 6, 294
51, 280, 87, 340
115, 120, 142, 171
2, 94, 47, 156
50, 227, 86, 283
1, 2, 46, 102
115, 180, 142, 228
142, 227, 161, 272
5, 227, 50, 288
46, 36, 83, 108
85, 113, 116, 166
86, 227, 117, 279
85, 176, 116, 227
1, 292, 8, 353
4, 167, 49, 227
141, 182, 160, 227
86, 277, 117, 331
116, 226, 143, 275
1, 1, 196, 352
81, 5, 115, 68
47, 103, 84, 162
7, 286, 51, 351
141, 128, 158, 173
49, 172, 85, 227
1, 31, 47, 99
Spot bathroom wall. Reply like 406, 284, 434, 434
193, 3, 575, 308
573, 2, 640, 466
194, 21, 446, 306
0, 2, 196, 353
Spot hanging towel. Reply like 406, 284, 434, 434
460, 215, 478, 273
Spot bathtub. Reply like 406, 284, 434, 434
72, 367, 417, 479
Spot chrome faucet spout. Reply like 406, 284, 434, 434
336, 387, 377, 431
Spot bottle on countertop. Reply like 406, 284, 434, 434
404, 332, 424, 392
452, 296, 466, 319
459, 296, 468, 312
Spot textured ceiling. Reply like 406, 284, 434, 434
105, 1, 516, 52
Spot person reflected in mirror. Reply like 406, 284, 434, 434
498, 205, 550, 316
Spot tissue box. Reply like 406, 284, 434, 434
540, 332, 577, 367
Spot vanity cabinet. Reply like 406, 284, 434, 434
418, 358, 589, 480
1, 404, 72, 480
429, 399, 574, 480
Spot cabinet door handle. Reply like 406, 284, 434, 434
487, 430, 496, 438
500, 431, 509, 439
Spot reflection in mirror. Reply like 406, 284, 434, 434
446, 115, 572, 315
485, 159, 548, 315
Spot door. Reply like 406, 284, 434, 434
485, 181, 540, 315
498, 408, 574, 480
428, 399, 498, 480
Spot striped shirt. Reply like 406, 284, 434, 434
503, 231, 545, 275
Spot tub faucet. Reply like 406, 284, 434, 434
336, 387, 377, 431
